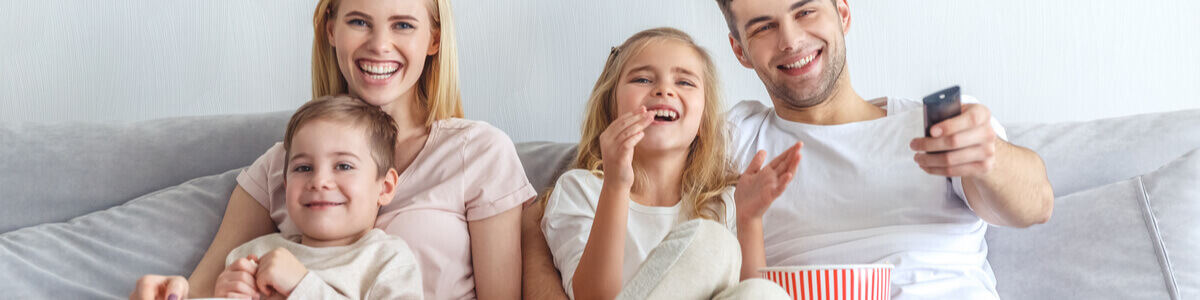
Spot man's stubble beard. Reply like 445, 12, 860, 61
762, 42, 846, 110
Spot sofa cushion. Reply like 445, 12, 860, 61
0, 168, 239, 299
0, 110, 291, 233
986, 148, 1200, 299
515, 141, 577, 195
1004, 108, 1200, 197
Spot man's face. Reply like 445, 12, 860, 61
729, 0, 849, 109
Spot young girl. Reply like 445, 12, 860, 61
540, 27, 800, 300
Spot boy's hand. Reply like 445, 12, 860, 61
911, 103, 998, 178
130, 274, 188, 300
214, 254, 261, 299
598, 107, 655, 190
255, 248, 308, 298
735, 142, 802, 223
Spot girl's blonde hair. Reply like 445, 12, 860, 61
546, 27, 739, 223
311, 0, 463, 126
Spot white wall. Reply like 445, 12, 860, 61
3, 1, 1198, 143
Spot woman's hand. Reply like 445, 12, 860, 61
214, 254, 261, 299
735, 142, 802, 223
254, 248, 308, 298
130, 275, 188, 300
598, 107, 654, 190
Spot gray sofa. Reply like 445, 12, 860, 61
2, 109, 1198, 299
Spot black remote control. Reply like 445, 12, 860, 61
923, 86, 962, 138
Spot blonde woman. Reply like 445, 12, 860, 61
132, 0, 532, 299
539, 27, 798, 300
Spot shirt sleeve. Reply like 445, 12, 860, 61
951, 95, 1009, 208
462, 124, 538, 221
366, 241, 424, 300
236, 142, 286, 212
540, 170, 599, 300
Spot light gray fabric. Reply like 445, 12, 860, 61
1141, 149, 1200, 299
987, 149, 1200, 299
514, 141, 577, 195
0, 110, 292, 233
713, 279, 791, 300
616, 219, 749, 300
1004, 108, 1200, 197
0, 168, 240, 299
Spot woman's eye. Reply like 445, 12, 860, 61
336, 164, 354, 171
293, 165, 312, 172
348, 19, 368, 27
394, 22, 414, 30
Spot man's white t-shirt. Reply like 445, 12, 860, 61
540, 169, 737, 299
727, 96, 1007, 300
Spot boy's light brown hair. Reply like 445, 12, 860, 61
283, 94, 398, 178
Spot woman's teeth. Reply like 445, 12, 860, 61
357, 61, 399, 79
782, 52, 818, 69
651, 109, 678, 121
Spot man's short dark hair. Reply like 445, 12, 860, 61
715, 0, 838, 41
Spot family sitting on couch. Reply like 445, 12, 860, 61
131, 0, 1053, 299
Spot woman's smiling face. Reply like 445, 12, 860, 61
326, 0, 439, 108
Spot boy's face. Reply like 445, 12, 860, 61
285, 119, 397, 245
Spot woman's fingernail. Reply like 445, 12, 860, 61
168, 294, 178, 300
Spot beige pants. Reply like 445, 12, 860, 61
615, 219, 790, 300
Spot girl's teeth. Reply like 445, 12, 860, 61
650, 109, 678, 121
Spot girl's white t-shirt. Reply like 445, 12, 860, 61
726, 96, 1006, 300
540, 169, 736, 299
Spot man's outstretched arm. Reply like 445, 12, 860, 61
912, 103, 1054, 227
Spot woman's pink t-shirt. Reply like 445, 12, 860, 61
236, 118, 537, 299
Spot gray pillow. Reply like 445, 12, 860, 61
0, 110, 291, 233
0, 168, 239, 299
1004, 108, 1200, 197
987, 148, 1200, 299
515, 141, 577, 195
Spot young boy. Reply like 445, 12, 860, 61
213, 95, 422, 300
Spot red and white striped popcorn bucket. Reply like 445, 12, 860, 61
759, 265, 893, 300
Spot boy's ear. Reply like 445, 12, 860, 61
377, 168, 399, 206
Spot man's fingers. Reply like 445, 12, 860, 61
914, 144, 993, 167
921, 161, 992, 177
930, 103, 989, 137
912, 123, 993, 152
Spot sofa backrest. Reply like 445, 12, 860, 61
0, 110, 292, 233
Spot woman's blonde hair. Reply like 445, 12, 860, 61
311, 0, 463, 126
545, 27, 739, 223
